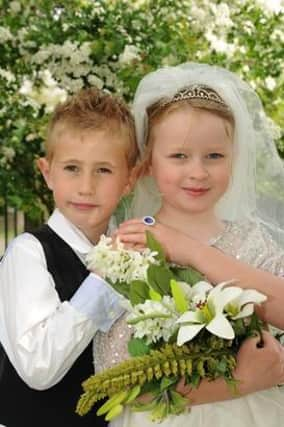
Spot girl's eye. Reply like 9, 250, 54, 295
97, 167, 112, 174
207, 153, 224, 159
170, 153, 187, 159
64, 165, 79, 172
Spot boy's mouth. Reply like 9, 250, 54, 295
69, 202, 99, 210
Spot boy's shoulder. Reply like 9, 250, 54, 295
1, 231, 46, 264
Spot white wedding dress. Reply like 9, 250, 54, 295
94, 221, 284, 427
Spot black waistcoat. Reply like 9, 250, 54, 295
0, 224, 107, 427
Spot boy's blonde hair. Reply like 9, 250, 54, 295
137, 92, 235, 177
45, 87, 138, 167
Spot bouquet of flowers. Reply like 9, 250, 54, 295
76, 232, 266, 422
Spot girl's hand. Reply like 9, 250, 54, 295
234, 330, 284, 394
175, 331, 284, 405
114, 218, 191, 265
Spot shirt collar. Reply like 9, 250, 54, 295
47, 209, 94, 256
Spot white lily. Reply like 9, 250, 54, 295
177, 280, 213, 304
176, 281, 243, 345
225, 289, 267, 319
190, 281, 214, 306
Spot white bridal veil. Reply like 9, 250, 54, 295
130, 62, 284, 247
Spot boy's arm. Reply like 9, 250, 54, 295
69, 272, 124, 332
177, 331, 284, 405
0, 233, 122, 390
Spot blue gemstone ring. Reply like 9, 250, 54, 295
142, 215, 156, 226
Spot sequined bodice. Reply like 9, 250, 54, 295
94, 221, 284, 372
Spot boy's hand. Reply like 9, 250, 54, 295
115, 218, 190, 264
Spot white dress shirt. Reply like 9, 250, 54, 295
0, 209, 124, 390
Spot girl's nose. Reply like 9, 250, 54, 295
187, 159, 209, 180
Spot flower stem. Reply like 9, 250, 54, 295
127, 313, 172, 325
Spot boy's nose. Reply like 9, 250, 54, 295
78, 173, 95, 195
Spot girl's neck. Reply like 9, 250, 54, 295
156, 206, 225, 244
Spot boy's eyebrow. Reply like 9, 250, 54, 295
59, 159, 118, 168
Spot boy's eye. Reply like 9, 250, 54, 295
207, 153, 224, 159
97, 167, 112, 174
169, 153, 187, 159
64, 165, 79, 172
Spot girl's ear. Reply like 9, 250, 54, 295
37, 157, 53, 190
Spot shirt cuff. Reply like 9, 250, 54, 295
69, 273, 125, 332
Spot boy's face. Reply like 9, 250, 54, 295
38, 128, 131, 243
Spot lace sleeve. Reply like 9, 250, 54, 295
253, 223, 284, 276
214, 220, 284, 277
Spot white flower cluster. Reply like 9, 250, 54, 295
0, 68, 15, 84
19, 69, 67, 113
0, 26, 13, 43
127, 296, 179, 344
9, 1, 21, 14
119, 45, 141, 65
86, 235, 159, 284
255, 0, 283, 14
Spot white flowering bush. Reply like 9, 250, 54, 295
0, 0, 283, 222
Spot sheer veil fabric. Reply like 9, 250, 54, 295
130, 62, 284, 247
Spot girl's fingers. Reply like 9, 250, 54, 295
117, 233, 147, 245
119, 218, 146, 227
176, 377, 191, 396
116, 225, 150, 235
122, 243, 146, 251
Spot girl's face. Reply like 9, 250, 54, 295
149, 107, 233, 219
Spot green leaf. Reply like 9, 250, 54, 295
190, 372, 201, 388
109, 280, 130, 300
129, 280, 149, 305
149, 287, 162, 301
232, 318, 247, 337
128, 337, 151, 357
140, 380, 160, 395
130, 399, 157, 412
170, 279, 188, 313
171, 266, 204, 285
124, 385, 141, 404
147, 264, 174, 295
146, 230, 166, 263
169, 390, 189, 414
216, 359, 228, 375
159, 376, 178, 392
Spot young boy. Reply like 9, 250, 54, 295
0, 88, 138, 426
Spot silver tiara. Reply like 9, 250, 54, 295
161, 85, 230, 110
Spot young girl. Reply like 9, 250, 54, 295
94, 63, 284, 426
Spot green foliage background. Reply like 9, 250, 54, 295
0, 0, 283, 221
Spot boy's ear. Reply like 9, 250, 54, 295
37, 157, 53, 190
122, 168, 135, 196
122, 165, 139, 196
